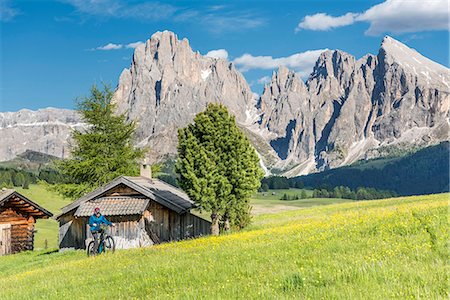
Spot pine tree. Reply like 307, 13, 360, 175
55, 84, 145, 199
176, 104, 264, 235
12, 172, 25, 187
22, 177, 30, 189
300, 190, 308, 199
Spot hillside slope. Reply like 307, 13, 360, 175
0, 194, 447, 299
291, 142, 449, 195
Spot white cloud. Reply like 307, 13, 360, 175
0, 0, 20, 21
358, 0, 449, 35
126, 41, 144, 49
296, 12, 358, 31
96, 43, 123, 50
93, 41, 144, 51
233, 49, 327, 78
296, 0, 449, 35
205, 49, 229, 60
257, 76, 271, 85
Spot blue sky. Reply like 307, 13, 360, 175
1, 0, 448, 111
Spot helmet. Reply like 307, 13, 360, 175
94, 207, 100, 213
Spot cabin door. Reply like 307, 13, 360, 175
0, 224, 12, 256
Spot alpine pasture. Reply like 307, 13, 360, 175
0, 191, 447, 299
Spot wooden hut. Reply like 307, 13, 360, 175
56, 165, 211, 250
0, 189, 53, 255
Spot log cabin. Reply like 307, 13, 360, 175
56, 164, 211, 250
0, 189, 53, 255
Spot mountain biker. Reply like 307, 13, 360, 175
89, 207, 115, 252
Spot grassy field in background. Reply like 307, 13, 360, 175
251, 188, 351, 214
15, 185, 72, 249
0, 193, 447, 299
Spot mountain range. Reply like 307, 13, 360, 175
1, 31, 449, 177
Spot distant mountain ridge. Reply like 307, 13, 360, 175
0, 150, 60, 172
1, 32, 449, 177
0, 108, 84, 161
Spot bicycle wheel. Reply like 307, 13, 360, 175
103, 236, 115, 253
87, 241, 96, 257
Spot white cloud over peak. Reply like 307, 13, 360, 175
96, 43, 123, 50
296, 0, 449, 35
93, 41, 144, 51
126, 41, 144, 49
296, 12, 357, 31
257, 76, 271, 85
205, 49, 229, 60
233, 49, 326, 78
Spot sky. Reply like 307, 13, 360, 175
0, 0, 449, 112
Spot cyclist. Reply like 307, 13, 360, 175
89, 207, 115, 252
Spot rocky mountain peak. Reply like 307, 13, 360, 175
260, 36, 449, 175
378, 35, 450, 89
113, 30, 255, 162
309, 50, 355, 80
265, 66, 306, 97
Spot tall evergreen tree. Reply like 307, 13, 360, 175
176, 104, 264, 235
55, 84, 144, 199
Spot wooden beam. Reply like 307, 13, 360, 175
9, 200, 26, 205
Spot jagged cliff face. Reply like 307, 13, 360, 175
112, 31, 256, 161
1, 33, 449, 177
0, 108, 84, 161
260, 36, 449, 176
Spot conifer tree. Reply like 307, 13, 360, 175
176, 104, 264, 235
55, 84, 144, 199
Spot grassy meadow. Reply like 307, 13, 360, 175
0, 192, 448, 299
251, 188, 351, 214
15, 185, 72, 249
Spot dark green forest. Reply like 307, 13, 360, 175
290, 142, 449, 196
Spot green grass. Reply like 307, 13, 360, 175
251, 189, 352, 215
0, 193, 448, 299
15, 184, 71, 249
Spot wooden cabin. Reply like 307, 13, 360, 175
0, 189, 53, 255
56, 165, 211, 250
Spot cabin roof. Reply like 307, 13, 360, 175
74, 196, 150, 217
0, 189, 53, 219
57, 176, 195, 218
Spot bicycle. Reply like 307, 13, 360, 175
87, 224, 115, 256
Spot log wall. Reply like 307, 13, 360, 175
0, 208, 35, 253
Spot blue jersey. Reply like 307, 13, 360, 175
88, 214, 112, 231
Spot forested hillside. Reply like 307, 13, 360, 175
290, 142, 449, 195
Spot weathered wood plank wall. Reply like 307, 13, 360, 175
0, 208, 35, 254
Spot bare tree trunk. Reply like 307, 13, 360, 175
223, 217, 231, 233
211, 213, 220, 236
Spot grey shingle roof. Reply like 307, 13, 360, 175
74, 196, 150, 217
58, 176, 195, 218
124, 177, 194, 211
